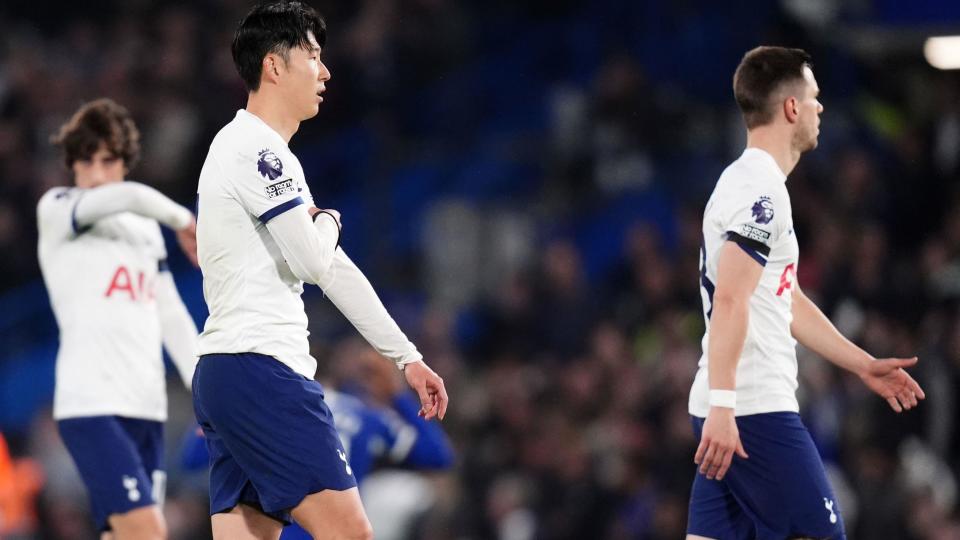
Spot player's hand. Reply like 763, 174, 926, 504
177, 216, 199, 268
402, 360, 448, 421
859, 357, 925, 412
695, 407, 748, 481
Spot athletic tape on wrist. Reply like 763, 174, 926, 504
709, 389, 737, 409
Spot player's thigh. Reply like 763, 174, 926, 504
108, 505, 166, 540
291, 487, 372, 540
725, 413, 844, 539
212, 503, 283, 540
57, 416, 162, 531
686, 465, 754, 539
195, 354, 357, 517
688, 416, 755, 540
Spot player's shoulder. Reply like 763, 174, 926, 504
209, 113, 290, 179
37, 186, 78, 213
716, 157, 784, 202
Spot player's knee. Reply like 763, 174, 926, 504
307, 517, 371, 540
348, 519, 374, 540
332, 514, 373, 540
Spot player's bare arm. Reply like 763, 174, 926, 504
790, 284, 924, 412
695, 240, 761, 480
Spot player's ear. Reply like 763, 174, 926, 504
783, 96, 800, 123
262, 53, 283, 85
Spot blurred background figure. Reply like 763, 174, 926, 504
1, 0, 960, 539
37, 98, 198, 539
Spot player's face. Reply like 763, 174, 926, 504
281, 31, 330, 121
72, 145, 125, 188
794, 66, 823, 153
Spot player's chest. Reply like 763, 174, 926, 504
72, 218, 164, 301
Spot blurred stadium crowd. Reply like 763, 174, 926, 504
1, 0, 960, 539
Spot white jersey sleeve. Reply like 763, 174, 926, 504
222, 147, 308, 222
37, 187, 85, 242
717, 178, 789, 266
321, 249, 423, 366
264, 208, 340, 286
73, 182, 194, 232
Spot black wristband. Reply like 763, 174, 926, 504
312, 210, 342, 249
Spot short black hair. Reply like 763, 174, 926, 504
733, 46, 812, 129
232, 1, 327, 92
51, 98, 141, 171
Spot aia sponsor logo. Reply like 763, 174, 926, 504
105, 266, 155, 301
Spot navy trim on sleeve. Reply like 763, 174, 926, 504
258, 196, 304, 224
726, 231, 771, 256
70, 192, 92, 235
158, 259, 170, 272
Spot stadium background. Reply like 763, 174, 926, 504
1, 0, 959, 538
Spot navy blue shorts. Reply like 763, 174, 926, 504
57, 416, 165, 531
687, 412, 846, 540
192, 353, 357, 524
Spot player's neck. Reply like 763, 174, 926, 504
245, 94, 300, 143
745, 129, 800, 177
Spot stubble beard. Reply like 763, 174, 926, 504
792, 125, 818, 155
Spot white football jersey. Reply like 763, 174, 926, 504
196, 110, 319, 377
38, 187, 170, 421
689, 148, 800, 417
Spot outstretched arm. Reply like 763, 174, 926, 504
791, 285, 924, 412
73, 182, 193, 231
72, 182, 198, 265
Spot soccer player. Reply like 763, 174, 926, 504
192, 3, 449, 539
37, 98, 200, 539
687, 46, 926, 540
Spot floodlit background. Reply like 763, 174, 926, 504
1, 0, 960, 538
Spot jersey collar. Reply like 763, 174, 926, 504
742, 147, 788, 183
236, 109, 290, 150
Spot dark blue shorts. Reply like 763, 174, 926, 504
192, 353, 357, 524
687, 412, 846, 540
57, 416, 165, 531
